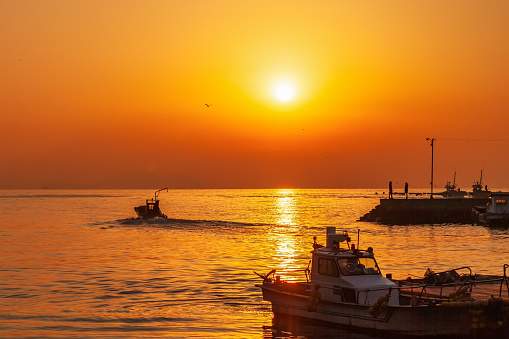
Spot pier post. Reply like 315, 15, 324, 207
426, 138, 435, 199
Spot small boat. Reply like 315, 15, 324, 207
472, 192, 509, 227
134, 188, 168, 219
440, 172, 467, 198
470, 170, 491, 199
256, 227, 509, 337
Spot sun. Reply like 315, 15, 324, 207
274, 82, 295, 102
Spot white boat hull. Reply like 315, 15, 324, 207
257, 227, 509, 337
260, 283, 498, 337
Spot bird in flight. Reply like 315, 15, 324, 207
204, 103, 211, 107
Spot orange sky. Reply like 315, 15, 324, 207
2, 1, 509, 189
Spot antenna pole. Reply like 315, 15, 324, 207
426, 138, 435, 199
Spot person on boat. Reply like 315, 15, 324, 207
355, 263, 366, 275
405, 182, 408, 199
389, 181, 393, 199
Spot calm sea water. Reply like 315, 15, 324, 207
1, 189, 509, 339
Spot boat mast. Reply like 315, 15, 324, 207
154, 188, 168, 200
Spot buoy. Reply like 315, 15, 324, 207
370, 294, 390, 317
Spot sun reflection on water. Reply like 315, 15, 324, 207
275, 189, 297, 227
270, 189, 307, 281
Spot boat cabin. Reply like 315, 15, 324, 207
472, 192, 509, 226
486, 192, 509, 215
310, 227, 399, 306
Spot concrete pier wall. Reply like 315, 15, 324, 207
359, 198, 489, 225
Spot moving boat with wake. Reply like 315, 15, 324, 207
134, 188, 168, 219
256, 227, 509, 337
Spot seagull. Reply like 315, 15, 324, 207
204, 103, 211, 107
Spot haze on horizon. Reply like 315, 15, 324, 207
2, 1, 509, 190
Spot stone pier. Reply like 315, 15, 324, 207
359, 198, 489, 225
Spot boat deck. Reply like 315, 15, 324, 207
399, 280, 509, 302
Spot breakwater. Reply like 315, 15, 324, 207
359, 198, 489, 225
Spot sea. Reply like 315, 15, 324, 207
1, 189, 509, 339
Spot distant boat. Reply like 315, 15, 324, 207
440, 172, 467, 198
134, 188, 168, 219
469, 170, 491, 199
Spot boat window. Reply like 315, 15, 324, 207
496, 199, 507, 205
337, 257, 380, 276
317, 257, 340, 277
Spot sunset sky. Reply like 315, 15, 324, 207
2, 1, 509, 189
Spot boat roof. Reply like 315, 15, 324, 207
312, 227, 376, 259
489, 192, 509, 197
312, 246, 375, 259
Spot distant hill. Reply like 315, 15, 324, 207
0, 171, 208, 190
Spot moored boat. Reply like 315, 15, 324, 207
469, 170, 491, 199
256, 227, 509, 337
472, 192, 509, 227
440, 172, 467, 198
134, 188, 168, 219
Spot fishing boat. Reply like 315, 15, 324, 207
134, 188, 168, 219
470, 170, 491, 199
256, 227, 509, 337
472, 192, 509, 227
440, 172, 467, 198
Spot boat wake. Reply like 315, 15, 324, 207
95, 217, 267, 230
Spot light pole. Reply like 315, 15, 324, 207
426, 138, 435, 199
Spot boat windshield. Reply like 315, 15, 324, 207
337, 257, 380, 276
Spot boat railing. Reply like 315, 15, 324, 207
257, 267, 311, 283
316, 283, 422, 305
400, 266, 473, 301
318, 282, 494, 306
277, 260, 311, 283
304, 260, 311, 283
355, 286, 396, 305
398, 265, 509, 301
